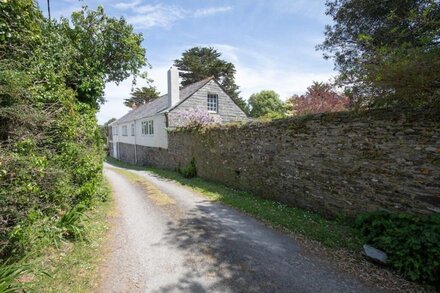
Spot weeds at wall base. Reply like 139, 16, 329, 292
106, 156, 438, 288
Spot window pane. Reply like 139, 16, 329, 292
207, 94, 218, 112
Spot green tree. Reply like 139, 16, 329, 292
60, 6, 146, 107
0, 1, 146, 276
318, 0, 440, 109
174, 47, 249, 113
248, 90, 285, 118
124, 85, 160, 108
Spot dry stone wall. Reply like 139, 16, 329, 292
117, 109, 440, 217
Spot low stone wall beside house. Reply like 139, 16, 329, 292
117, 109, 440, 218
115, 142, 171, 169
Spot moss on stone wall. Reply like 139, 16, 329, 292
119, 108, 440, 218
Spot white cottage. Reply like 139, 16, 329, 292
108, 66, 247, 163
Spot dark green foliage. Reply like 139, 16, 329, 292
61, 6, 146, 107
0, 1, 145, 288
174, 47, 249, 114
124, 84, 160, 108
179, 158, 197, 178
356, 211, 440, 284
319, 0, 440, 109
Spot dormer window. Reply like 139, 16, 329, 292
207, 94, 218, 113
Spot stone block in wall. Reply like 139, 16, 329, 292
116, 109, 440, 218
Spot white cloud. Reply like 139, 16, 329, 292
126, 4, 185, 29
197, 43, 335, 100
97, 64, 170, 124
235, 66, 334, 100
236, 60, 335, 100
98, 81, 131, 124
193, 6, 232, 17
114, 2, 233, 29
113, 0, 142, 11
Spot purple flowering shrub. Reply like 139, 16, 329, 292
173, 107, 222, 128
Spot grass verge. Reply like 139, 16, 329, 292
106, 156, 362, 251
23, 179, 114, 292
109, 167, 175, 205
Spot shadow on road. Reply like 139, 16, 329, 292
157, 196, 373, 293
158, 202, 284, 292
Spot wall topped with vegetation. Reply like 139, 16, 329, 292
120, 109, 440, 218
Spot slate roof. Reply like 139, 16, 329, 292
111, 77, 214, 125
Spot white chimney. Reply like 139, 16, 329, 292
167, 66, 179, 107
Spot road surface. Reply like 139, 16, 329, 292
100, 162, 376, 292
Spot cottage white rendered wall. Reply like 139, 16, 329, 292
135, 114, 168, 148
110, 114, 168, 150
114, 123, 135, 145
110, 125, 119, 158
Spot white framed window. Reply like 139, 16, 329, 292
141, 120, 154, 135
122, 125, 128, 136
207, 94, 218, 112
131, 123, 135, 136
142, 121, 148, 135
115, 126, 118, 136
148, 120, 154, 135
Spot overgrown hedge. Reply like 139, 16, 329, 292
0, 1, 146, 289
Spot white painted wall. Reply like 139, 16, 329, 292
135, 114, 168, 148
110, 114, 168, 150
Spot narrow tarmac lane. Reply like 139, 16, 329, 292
100, 163, 375, 293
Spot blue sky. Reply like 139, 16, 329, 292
37, 0, 335, 124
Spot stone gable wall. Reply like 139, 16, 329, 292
116, 109, 440, 217
168, 80, 248, 127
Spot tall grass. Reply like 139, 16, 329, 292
0, 261, 28, 293
58, 204, 88, 241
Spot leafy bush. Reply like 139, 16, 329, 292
287, 82, 350, 116
0, 0, 145, 287
179, 158, 197, 178
356, 211, 440, 284
248, 90, 286, 118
